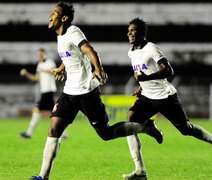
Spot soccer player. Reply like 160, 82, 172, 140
30, 3, 162, 180
19, 48, 68, 139
122, 17, 212, 180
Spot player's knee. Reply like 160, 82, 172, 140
97, 130, 114, 141
98, 133, 113, 141
48, 126, 61, 138
94, 125, 114, 141
177, 123, 193, 136
100, 136, 111, 141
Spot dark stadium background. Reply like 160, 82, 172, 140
0, 0, 212, 118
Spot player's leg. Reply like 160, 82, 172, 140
122, 134, 147, 180
38, 116, 69, 179
128, 96, 163, 144
80, 88, 146, 140
20, 107, 41, 138
160, 93, 212, 144
26, 107, 41, 135
95, 121, 147, 140
82, 88, 162, 140
142, 119, 163, 144
31, 93, 78, 179
191, 124, 212, 144
122, 96, 162, 180
20, 92, 53, 138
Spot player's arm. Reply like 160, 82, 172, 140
51, 63, 65, 81
80, 42, 107, 85
20, 68, 39, 81
40, 69, 54, 75
136, 58, 174, 82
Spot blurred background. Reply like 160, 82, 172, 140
0, 0, 212, 118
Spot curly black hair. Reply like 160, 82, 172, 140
129, 17, 148, 38
57, 1, 75, 25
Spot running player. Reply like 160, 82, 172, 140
30, 3, 162, 180
122, 17, 212, 180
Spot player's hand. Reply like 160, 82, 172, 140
51, 68, 65, 81
135, 71, 148, 81
20, 68, 28, 76
93, 69, 108, 85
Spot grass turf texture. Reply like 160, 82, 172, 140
0, 117, 212, 180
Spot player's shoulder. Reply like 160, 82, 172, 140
128, 47, 134, 57
146, 42, 160, 49
146, 42, 157, 48
46, 58, 56, 65
145, 42, 163, 53
67, 25, 81, 34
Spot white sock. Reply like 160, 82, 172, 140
39, 137, 60, 179
127, 134, 146, 173
26, 112, 41, 136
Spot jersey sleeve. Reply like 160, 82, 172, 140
67, 25, 87, 47
150, 43, 165, 63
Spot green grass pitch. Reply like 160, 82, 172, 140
0, 117, 212, 180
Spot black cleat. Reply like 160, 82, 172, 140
146, 120, 163, 144
122, 170, 148, 180
20, 132, 31, 139
30, 176, 43, 180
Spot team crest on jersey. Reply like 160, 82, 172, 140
132, 64, 147, 72
58, 51, 71, 58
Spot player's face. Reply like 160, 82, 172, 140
37, 51, 46, 62
48, 6, 63, 31
127, 24, 140, 44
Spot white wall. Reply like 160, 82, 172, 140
0, 3, 212, 25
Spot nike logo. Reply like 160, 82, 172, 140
92, 121, 98, 125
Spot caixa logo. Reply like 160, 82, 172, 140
58, 51, 71, 58
132, 64, 147, 72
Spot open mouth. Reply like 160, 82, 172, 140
129, 36, 134, 42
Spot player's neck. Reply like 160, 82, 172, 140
55, 26, 64, 35
133, 40, 147, 50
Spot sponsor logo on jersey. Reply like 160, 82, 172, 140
58, 51, 71, 58
132, 64, 147, 72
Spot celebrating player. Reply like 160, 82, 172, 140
30, 3, 162, 180
19, 48, 68, 140
122, 17, 212, 180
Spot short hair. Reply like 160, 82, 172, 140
57, 1, 75, 24
129, 17, 148, 38
38, 48, 46, 53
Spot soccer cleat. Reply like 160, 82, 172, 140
20, 132, 31, 138
146, 120, 163, 144
122, 171, 148, 180
30, 176, 43, 180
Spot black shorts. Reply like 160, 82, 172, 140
36, 92, 55, 111
51, 88, 109, 126
129, 93, 189, 126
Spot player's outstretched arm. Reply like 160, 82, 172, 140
20, 68, 39, 81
